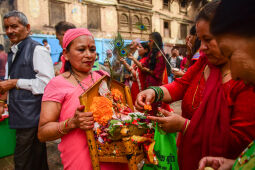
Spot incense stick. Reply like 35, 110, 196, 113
152, 40, 172, 69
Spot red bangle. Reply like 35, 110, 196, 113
64, 119, 70, 128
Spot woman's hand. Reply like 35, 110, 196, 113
71, 105, 94, 130
135, 89, 155, 110
198, 156, 235, 170
119, 58, 125, 63
127, 54, 134, 60
172, 69, 185, 77
147, 108, 186, 133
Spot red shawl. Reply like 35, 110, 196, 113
178, 56, 231, 170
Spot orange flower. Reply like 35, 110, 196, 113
111, 88, 123, 102
96, 128, 102, 134
90, 96, 113, 125
144, 104, 152, 111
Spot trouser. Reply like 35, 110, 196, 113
14, 127, 49, 170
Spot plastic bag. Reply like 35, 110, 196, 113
143, 123, 179, 170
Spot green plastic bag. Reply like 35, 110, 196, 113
143, 123, 179, 170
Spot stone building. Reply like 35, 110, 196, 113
0, 0, 198, 48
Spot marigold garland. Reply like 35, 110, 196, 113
90, 96, 113, 125
111, 88, 123, 102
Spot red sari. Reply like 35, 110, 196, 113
130, 57, 147, 103
163, 55, 255, 170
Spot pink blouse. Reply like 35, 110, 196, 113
42, 71, 128, 170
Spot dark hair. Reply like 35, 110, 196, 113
211, 0, 255, 37
171, 47, 178, 52
0, 44, 4, 51
42, 39, 47, 43
55, 21, 76, 34
189, 25, 196, 35
3, 10, 28, 26
193, 38, 201, 55
188, 25, 201, 55
64, 42, 73, 72
149, 32, 163, 70
140, 42, 150, 57
195, 0, 221, 22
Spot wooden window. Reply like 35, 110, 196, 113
87, 6, 101, 30
164, 20, 171, 38
143, 17, 150, 26
119, 13, 130, 31
49, 0, 65, 27
132, 15, 140, 30
179, 0, 188, 14
180, 24, 187, 39
163, 0, 170, 10
132, 15, 139, 24
120, 14, 129, 24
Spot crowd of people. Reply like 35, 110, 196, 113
0, 0, 254, 169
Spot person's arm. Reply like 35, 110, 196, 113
0, 92, 7, 118
38, 101, 94, 142
227, 86, 255, 156
37, 78, 94, 142
120, 58, 136, 76
127, 54, 152, 74
16, 46, 55, 94
198, 156, 235, 170
0, 79, 18, 94
135, 86, 173, 110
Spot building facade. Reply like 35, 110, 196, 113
1, 0, 198, 44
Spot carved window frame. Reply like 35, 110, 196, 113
48, 0, 66, 27
87, 5, 101, 31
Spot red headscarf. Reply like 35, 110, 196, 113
59, 28, 93, 73
178, 55, 231, 170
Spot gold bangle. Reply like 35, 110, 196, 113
183, 120, 190, 135
58, 122, 68, 135
64, 119, 70, 128
0, 99, 6, 104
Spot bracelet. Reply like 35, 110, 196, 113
147, 86, 164, 103
181, 119, 188, 133
147, 86, 158, 103
64, 119, 70, 128
58, 122, 68, 135
0, 99, 6, 104
182, 120, 190, 135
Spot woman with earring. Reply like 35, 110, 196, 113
135, 1, 255, 169
37, 28, 128, 170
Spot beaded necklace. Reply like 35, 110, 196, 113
191, 66, 205, 109
71, 70, 94, 92
192, 67, 231, 109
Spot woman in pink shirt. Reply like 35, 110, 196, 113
38, 28, 128, 170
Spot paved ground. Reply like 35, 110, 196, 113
0, 101, 181, 170
0, 140, 63, 170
